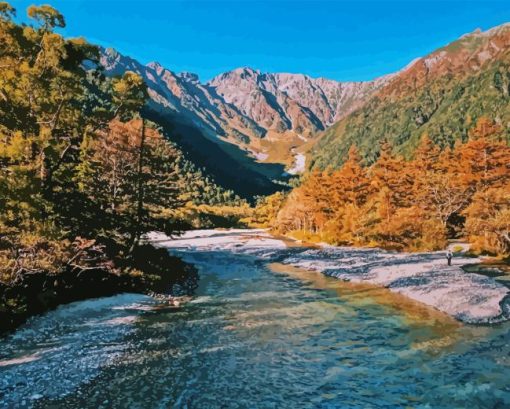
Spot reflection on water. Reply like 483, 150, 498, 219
269, 262, 460, 325
0, 249, 510, 408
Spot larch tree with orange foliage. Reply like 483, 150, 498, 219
459, 117, 510, 255
323, 146, 372, 245
273, 117, 510, 255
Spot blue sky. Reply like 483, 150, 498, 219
12, 0, 510, 82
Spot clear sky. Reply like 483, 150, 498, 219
11, 0, 510, 82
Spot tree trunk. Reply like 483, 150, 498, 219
129, 117, 146, 254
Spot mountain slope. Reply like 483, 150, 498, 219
99, 48, 285, 198
99, 47, 390, 182
207, 68, 391, 141
310, 23, 510, 169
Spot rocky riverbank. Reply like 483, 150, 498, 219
151, 228, 510, 324
0, 245, 198, 334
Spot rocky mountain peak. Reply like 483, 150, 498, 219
231, 67, 260, 77
146, 61, 165, 74
179, 72, 200, 83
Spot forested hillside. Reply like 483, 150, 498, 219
275, 24, 510, 256
268, 118, 510, 256
0, 2, 246, 329
310, 24, 510, 168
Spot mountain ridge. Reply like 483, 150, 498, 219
99, 46, 392, 173
310, 22, 510, 169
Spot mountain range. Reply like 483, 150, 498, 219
101, 47, 391, 145
99, 47, 391, 194
99, 22, 510, 197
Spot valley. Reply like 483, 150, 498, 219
95, 23, 510, 200
98, 47, 393, 193
1, 2, 510, 407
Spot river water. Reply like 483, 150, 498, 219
1, 231, 510, 408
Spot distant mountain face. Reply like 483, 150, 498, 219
208, 68, 390, 138
310, 23, 510, 169
99, 47, 390, 174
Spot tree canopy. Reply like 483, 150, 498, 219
271, 117, 510, 255
0, 2, 246, 284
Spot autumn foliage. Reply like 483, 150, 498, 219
272, 117, 510, 255
0, 2, 243, 285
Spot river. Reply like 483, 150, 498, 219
1, 230, 510, 408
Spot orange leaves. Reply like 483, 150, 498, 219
463, 184, 510, 255
275, 119, 510, 255
468, 116, 503, 140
